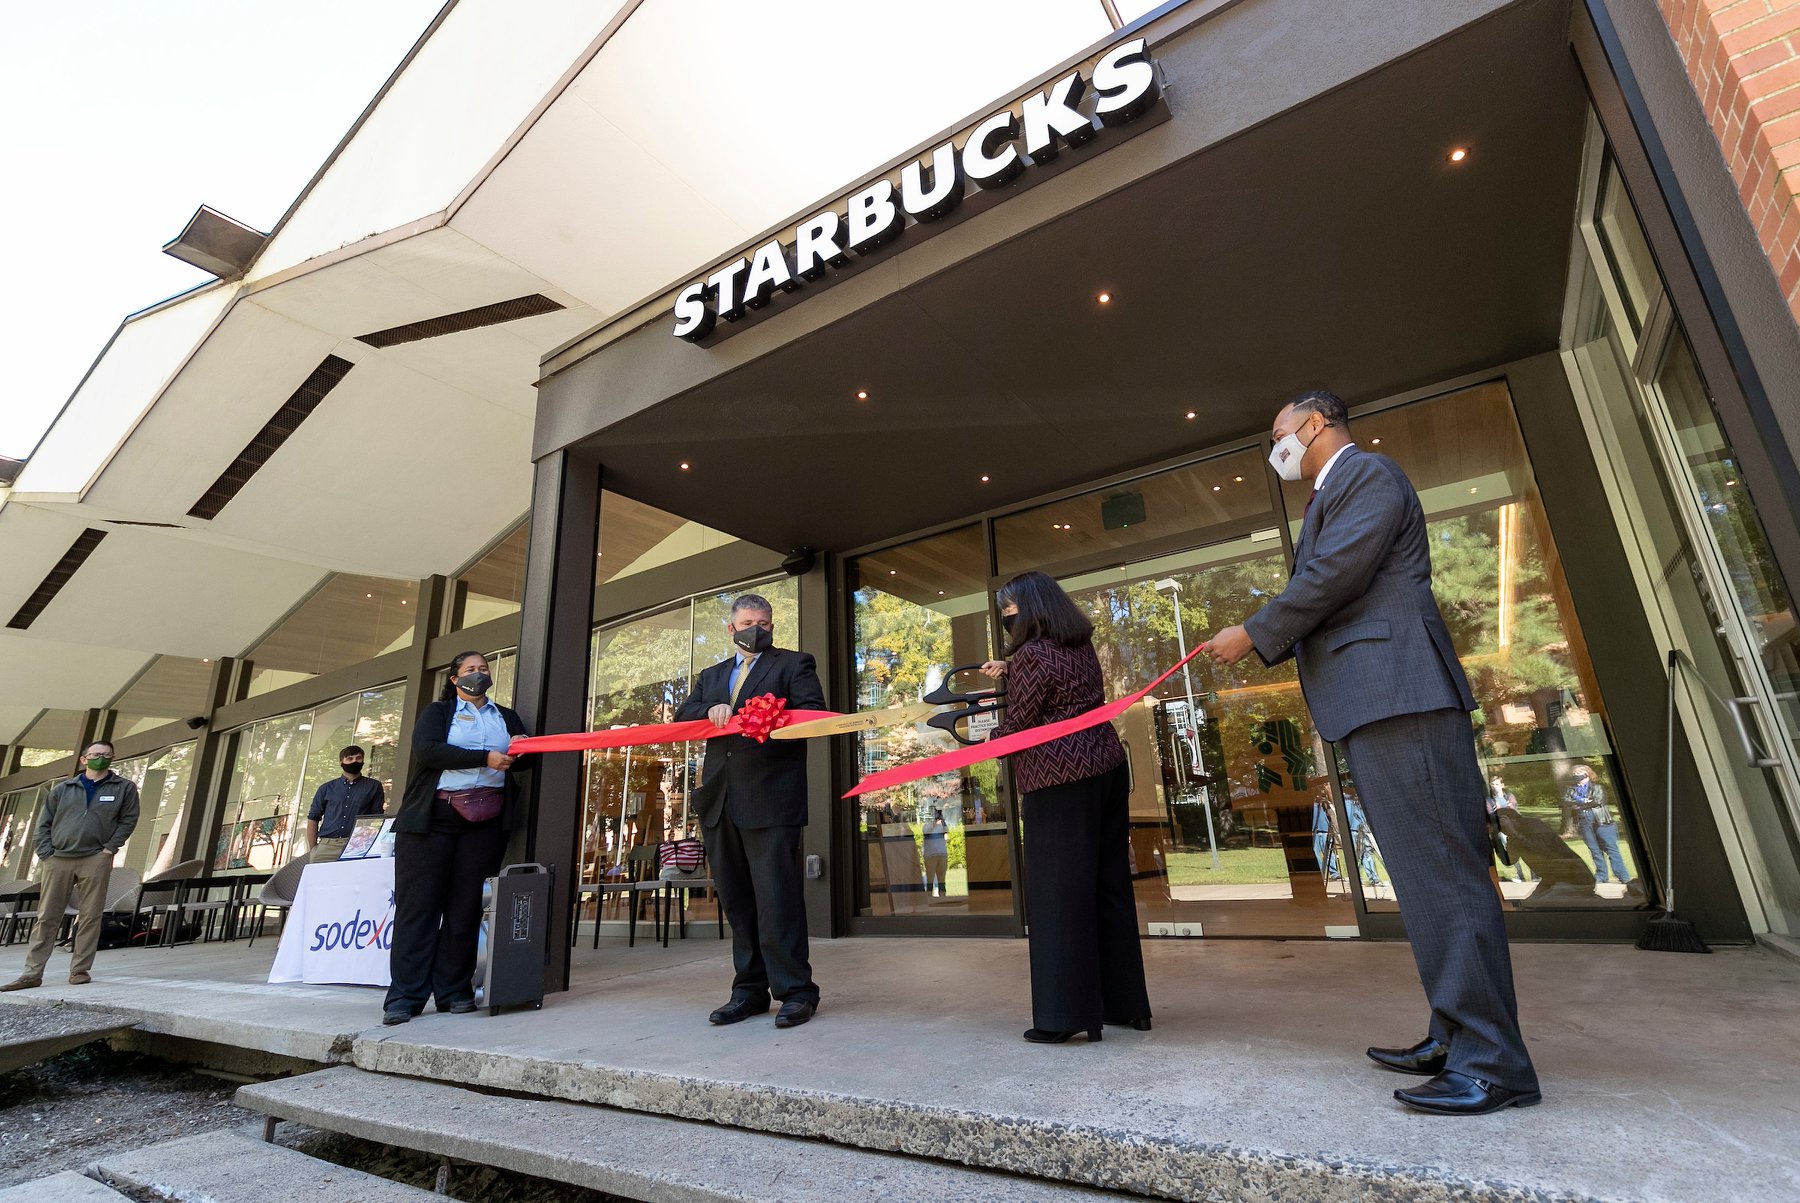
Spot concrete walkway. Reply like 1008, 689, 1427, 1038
1, 935, 1795, 1202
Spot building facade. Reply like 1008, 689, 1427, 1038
5, 0, 1800, 992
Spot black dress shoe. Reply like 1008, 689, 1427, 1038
1367, 1036, 1448, 1076
708, 993, 772, 1025
381, 1009, 413, 1027
774, 998, 817, 1028
446, 1000, 477, 1015
1395, 1070, 1542, 1116
1105, 1017, 1153, 1032
1023, 1027, 1103, 1044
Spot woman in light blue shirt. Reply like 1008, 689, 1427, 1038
383, 651, 531, 1025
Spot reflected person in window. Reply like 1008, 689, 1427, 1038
1564, 763, 1637, 895
383, 651, 532, 1026
982, 571, 1151, 1044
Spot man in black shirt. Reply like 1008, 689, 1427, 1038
306, 746, 385, 862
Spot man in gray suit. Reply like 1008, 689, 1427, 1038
1206, 389, 1540, 1115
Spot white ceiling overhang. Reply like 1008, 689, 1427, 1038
7, 0, 1120, 737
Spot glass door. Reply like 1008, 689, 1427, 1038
1568, 140, 1800, 933
1057, 537, 1359, 937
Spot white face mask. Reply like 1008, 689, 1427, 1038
1267, 418, 1316, 482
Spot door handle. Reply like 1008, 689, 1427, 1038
1726, 695, 1783, 769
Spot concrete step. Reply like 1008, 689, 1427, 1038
236, 1065, 1126, 1202
0, 1004, 134, 1074
90, 1129, 443, 1202
0, 1171, 133, 1202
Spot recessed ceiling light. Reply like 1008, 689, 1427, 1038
680, 461, 690, 470
1185, 411, 1196, 420
889, 569, 896, 575
366, 593, 373, 598
1096, 291, 1113, 304
400, 600, 407, 605
856, 390, 868, 400
1234, 476, 1243, 482
937, 590, 945, 596
202, 658, 210, 663
1449, 147, 1469, 162
1370, 438, 1381, 445
980, 475, 990, 483
1468, 486, 1479, 494
1212, 485, 1222, 492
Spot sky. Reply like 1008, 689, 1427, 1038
0, 0, 446, 459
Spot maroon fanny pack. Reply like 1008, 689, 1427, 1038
436, 786, 504, 823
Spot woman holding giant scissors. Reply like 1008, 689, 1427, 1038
982, 571, 1151, 1044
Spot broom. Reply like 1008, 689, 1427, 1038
1637, 649, 1711, 953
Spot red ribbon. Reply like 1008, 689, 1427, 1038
844, 643, 1210, 799
508, 693, 839, 755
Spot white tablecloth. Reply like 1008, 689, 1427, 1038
267, 857, 395, 986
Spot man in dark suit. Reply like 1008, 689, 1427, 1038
675, 593, 827, 1029
1206, 389, 1540, 1116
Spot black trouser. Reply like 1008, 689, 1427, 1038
1339, 708, 1538, 1092
704, 818, 816, 1004
385, 799, 507, 1014
1021, 762, 1150, 1033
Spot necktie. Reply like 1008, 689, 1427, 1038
1304, 489, 1318, 519
730, 655, 753, 703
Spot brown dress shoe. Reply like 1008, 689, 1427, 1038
0, 977, 43, 992
68, 973, 92, 985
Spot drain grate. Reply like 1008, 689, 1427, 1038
355, 294, 564, 348
7, 528, 108, 629
188, 355, 353, 520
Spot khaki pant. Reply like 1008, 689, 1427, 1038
309, 838, 350, 863
21, 852, 113, 983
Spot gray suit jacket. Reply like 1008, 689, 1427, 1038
1243, 446, 1475, 742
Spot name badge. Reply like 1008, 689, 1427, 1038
456, 713, 475, 721
99, 795, 116, 803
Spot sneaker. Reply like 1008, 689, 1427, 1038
0, 978, 42, 992
68, 973, 92, 986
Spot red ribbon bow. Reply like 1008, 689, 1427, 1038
734, 693, 788, 743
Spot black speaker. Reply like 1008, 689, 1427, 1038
1101, 492, 1146, 530
782, 547, 817, 576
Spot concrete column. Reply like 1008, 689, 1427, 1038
170, 657, 238, 867
513, 447, 601, 992
388, 575, 450, 795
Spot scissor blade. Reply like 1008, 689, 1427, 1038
771, 701, 942, 739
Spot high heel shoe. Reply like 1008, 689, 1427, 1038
1023, 1027, 1103, 1044
1105, 1017, 1153, 1032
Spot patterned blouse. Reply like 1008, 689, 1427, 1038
995, 637, 1126, 794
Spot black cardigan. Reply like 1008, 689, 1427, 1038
395, 698, 533, 833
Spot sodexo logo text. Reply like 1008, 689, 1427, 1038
310, 892, 396, 953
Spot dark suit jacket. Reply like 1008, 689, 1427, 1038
1243, 446, 1476, 743
674, 647, 826, 829
395, 699, 534, 834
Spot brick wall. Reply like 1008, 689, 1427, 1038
1659, 0, 1800, 325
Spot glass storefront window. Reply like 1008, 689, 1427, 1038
1317, 381, 1643, 910
0, 786, 45, 878
216, 683, 405, 872
458, 522, 529, 628
111, 742, 195, 877
244, 574, 418, 698
1596, 156, 1659, 337
17, 709, 84, 768
995, 449, 1273, 578
848, 526, 1008, 918
598, 491, 739, 588
574, 576, 798, 932
110, 656, 214, 738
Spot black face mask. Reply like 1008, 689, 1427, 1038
342, 762, 364, 775
1000, 612, 1017, 634
732, 624, 773, 655
457, 672, 493, 697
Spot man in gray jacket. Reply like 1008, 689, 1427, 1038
1206, 390, 1538, 1116
3, 740, 139, 990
